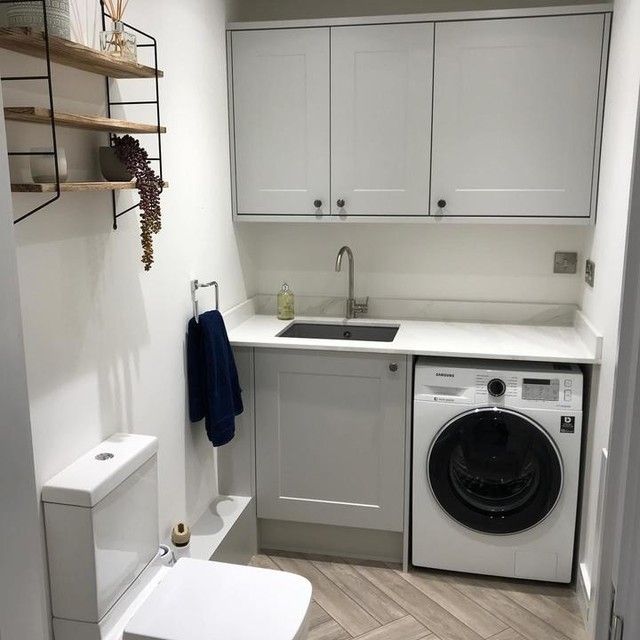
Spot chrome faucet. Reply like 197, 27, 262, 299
335, 245, 368, 319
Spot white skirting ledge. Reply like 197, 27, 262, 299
188, 495, 255, 562
578, 562, 592, 623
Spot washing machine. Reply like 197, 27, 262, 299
412, 358, 583, 583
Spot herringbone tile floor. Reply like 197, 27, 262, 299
249, 553, 586, 640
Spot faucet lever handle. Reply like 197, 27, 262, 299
353, 296, 369, 317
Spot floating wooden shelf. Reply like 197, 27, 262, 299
0, 27, 164, 79
5, 107, 167, 134
12, 181, 168, 193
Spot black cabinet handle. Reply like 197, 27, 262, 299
314, 200, 322, 208
337, 199, 346, 208
389, 363, 399, 373
437, 199, 447, 208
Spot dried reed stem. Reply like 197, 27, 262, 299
103, 0, 130, 22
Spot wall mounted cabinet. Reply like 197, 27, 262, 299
231, 28, 330, 216
330, 23, 433, 216
228, 6, 610, 223
431, 14, 606, 219
255, 350, 407, 531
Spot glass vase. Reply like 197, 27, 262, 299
100, 21, 137, 62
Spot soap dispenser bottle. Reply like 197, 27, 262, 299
277, 283, 295, 320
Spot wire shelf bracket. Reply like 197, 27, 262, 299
2, 0, 61, 224
100, 1, 164, 230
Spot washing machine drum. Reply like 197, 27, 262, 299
428, 407, 563, 534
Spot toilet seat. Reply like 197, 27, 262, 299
123, 558, 312, 640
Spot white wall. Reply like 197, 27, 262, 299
0, 93, 50, 639
3, 0, 250, 569
577, 0, 640, 624
239, 222, 590, 306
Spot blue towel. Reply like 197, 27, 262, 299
187, 310, 243, 447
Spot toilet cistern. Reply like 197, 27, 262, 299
335, 245, 368, 319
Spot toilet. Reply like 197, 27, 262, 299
42, 433, 312, 640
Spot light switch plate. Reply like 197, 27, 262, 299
554, 252, 578, 274
585, 259, 596, 287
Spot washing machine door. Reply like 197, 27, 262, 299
428, 407, 563, 534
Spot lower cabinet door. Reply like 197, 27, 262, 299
255, 350, 407, 531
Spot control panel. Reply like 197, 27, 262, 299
414, 359, 583, 411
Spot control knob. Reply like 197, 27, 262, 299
487, 378, 506, 398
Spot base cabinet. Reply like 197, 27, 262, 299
255, 350, 407, 531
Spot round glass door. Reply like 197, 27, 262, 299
427, 407, 563, 534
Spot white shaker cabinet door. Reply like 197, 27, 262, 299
331, 23, 434, 216
431, 14, 606, 218
231, 28, 330, 216
255, 350, 406, 531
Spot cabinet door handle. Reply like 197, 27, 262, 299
437, 199, 447, 208
337, 199, 346, 208
314, 199, 322, 208
389, 363, 399, 373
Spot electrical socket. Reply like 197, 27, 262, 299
554, 252, 578, 274
585, 259, 596, 287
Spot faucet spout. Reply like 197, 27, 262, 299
335, 245, 356, 319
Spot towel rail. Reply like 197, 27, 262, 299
191, 280, 219, 322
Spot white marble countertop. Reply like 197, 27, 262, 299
227, 312, 601, 364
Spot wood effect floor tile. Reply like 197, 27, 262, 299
547, 593, 583, 618
311, 556, 407, 625
270, 554, 379, 637
446, 576, 572, 640
488, 630, 526, 640
352, 615, 433, 640
475, 572, 583, 620
248, 556, 584, 640
308, 602, 333, 630
248, 553, 281, 571
397, 569, 508, 638
439, 572, 584, 639
309, 619, 350, 640
501, 591, 586, 640
353, 563, 484, 640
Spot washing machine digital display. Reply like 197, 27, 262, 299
522, 378, 560, 402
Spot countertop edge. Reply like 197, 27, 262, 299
229, 339, 599, 364
226, 312, 601, 365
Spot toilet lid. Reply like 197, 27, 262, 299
123, 558, 312, 640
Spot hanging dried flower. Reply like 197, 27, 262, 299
112, 134, 163, 270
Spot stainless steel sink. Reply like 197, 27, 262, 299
277, 322, 399, 342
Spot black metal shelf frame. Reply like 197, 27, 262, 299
2, 0, 163, 227
1, 0, 61, 224
100, 1, 164, 230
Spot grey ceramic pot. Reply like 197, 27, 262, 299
7, 0, 70, 39
99, 147, 133, 182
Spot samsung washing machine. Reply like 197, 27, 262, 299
412, 358, 583, 583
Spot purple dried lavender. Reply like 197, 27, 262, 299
112, 134, 163, 270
